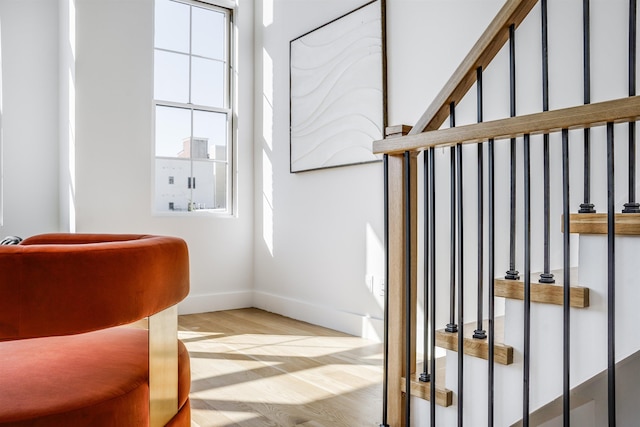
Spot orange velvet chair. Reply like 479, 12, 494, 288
0, 234, 191, 426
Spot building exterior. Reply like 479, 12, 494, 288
155, 137, 227, 212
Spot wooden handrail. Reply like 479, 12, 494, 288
375, 95, 640, 154
409, 0, 539, 135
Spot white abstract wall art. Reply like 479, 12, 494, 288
289, 0, 384, 173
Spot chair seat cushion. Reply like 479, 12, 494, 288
0, 327, 190, 426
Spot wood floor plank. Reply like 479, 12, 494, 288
179, 309, 384, 426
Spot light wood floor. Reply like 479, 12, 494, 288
178, 308, 384, 427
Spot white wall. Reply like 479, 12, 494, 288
72, 0, 255, 314
252, 0, 512, 339
0, 0, 60, 237
0, 0, 255, 312
1, 0, 494, 340
0, 0, 490, 341
253, 0, 390, 339
252, 0, 640, 340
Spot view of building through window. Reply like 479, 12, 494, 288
154, 0, 231, 213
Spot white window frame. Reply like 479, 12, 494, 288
152, 0, 236, 216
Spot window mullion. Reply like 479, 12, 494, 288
155, 99, 230, 115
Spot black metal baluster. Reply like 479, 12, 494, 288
561, 129, 571, 427
403, 151, 412, 426
429, 147, 437, 426
624, 0, 640, 213
506, 23, 521, 281
540, 135, 554, 283
447, 106, 458, 334
379, 2, 390, 422
580, 0, 596, 214
380, 155, 390, 427
488, 138, 496, 427
457, 141, 464, 427
540, 0, 555, 284
474, 66, 486, 340
607, 122, 617, 426
420, 151, 431, 384
624, 121, 639, 212
523, 133, 531, 427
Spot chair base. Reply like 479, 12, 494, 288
0, 327, 190, 426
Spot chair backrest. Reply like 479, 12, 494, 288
0, 233, 189, 340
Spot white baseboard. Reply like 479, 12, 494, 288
178, 290, 253, 315
252, 291, 384, 341
177, 290, 384, 342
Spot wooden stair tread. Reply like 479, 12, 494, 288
564, 213, 640, 235
435, 317, 513, 365
495, 268, 589, 308
400, 374, 453, 407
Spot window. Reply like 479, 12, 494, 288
154, 0, 232, 213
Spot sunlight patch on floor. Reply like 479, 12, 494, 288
179, 309, 384, 426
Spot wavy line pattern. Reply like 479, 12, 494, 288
290, 2, 383, 172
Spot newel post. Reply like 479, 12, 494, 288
384, 125, 417, 427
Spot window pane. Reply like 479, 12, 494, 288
155, 50, 189, 103
155, 0, 189, 53
193, 110, 227, 161
155, 157, 192, 212
192, 160, 227, 210
192, 6, 225, 60
156, 105, 191, 158
191, 57, 224, 107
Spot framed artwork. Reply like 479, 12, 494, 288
289, 0, 384, 173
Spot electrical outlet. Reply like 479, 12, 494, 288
365, 275, 374, 293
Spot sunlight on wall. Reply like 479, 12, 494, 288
262, 99, 273, 150
262, 151, 274, 255
64, 0, 76, 232
68, 0, 76, 59
262, 48, 274, 255
365, 222, 385, 308
262, 48, 273, 150
361, 315, 382, 342
262, 0, 273, 27
67, 66, 76, 232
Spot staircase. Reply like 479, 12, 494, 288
373, 0, 640, 425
